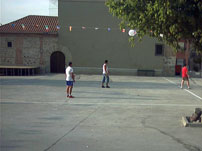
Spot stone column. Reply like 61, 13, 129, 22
15, 37, 23, 65
39, 37, 45, 73
39, 37, 44, 65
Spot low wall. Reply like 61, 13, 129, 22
189, 71, 202, 78
73, 67, 163, 76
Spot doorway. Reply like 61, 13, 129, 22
50, 51, 65, 73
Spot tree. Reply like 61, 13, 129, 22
105, 0, 202, 54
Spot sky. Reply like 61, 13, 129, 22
0, 0, 58, 25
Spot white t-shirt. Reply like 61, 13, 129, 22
66, 66, 73, 81
103, 63, 108, 74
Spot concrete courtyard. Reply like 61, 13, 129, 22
0, 74, 202, 151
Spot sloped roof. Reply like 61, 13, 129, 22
0, 15, 59, 34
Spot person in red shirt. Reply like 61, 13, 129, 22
181, 64, 190, 89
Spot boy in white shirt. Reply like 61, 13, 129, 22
102, 60, 110, 88
65, 62, 75, 98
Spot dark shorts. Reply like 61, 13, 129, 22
182, 77, 188, 81
66, 81, 73, 86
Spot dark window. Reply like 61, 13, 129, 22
155, 44, 163, 56
7, 42, 12, 48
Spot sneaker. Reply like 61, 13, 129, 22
69, 95, 74, 98
106, 86, 110, 88
180, 86, 183, 89
67, 95, 69, 98
188, 87, 191, 89
102, 86, 105, 88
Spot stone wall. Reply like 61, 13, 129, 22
0, 36, 16, 65
0, 33, 72, 74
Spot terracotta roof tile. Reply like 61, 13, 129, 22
0, 15, 59, 34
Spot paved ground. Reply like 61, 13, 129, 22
0, 74, 202, 151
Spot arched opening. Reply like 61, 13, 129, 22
50, 51, 65, 73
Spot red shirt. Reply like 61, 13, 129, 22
182, 66, 188, 78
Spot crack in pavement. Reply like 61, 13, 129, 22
141, 117, 202, 151
43, 106, 100, 151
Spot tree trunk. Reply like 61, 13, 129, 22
200, 55, 202, 78
185, 40, 190, 67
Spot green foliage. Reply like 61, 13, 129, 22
106, 0, 202, 52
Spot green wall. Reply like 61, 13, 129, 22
59, 1, 164, 71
